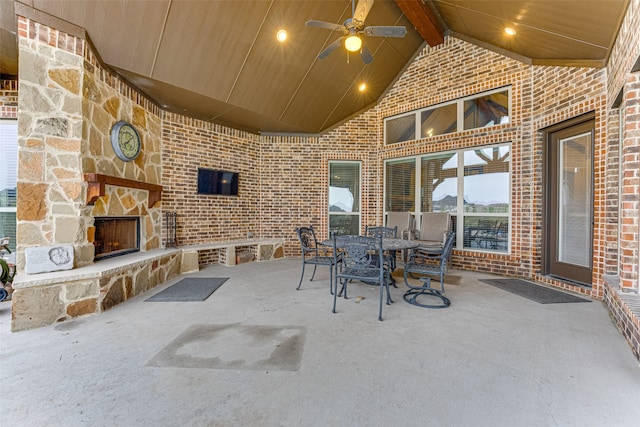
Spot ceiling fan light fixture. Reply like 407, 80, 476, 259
345, 35, 362, 52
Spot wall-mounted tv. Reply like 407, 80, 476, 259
197, 168, 239, 196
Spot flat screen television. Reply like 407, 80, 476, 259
197, 168, 239, 196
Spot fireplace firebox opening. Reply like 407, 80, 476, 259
94, 217, 140, 260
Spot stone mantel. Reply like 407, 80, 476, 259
84, 173, 163, 207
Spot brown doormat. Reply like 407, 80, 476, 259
479, 278, 591, 304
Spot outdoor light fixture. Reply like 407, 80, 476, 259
345, 34, 362, 52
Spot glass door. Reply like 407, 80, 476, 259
545, 119, 594, 285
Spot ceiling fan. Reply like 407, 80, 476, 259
306, 0, 407, 64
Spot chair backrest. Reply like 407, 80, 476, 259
441, 231, 456, 260
295, 226, 318, 253
385, 212, 413, 238
364, 225, 397, 239
333, 234, 384, 274
419, 212, 451, 243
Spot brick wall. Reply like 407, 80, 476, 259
159, 36, 612, 302
161, 113, 261, 244
375, 38, 542, 284
0, 79, 18, 119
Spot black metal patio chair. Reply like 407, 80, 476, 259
403, 231, 455, 308
332, 234, 392, 321
294, 226, 337, 293
364, 225, 398, 272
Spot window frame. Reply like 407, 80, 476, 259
384, 86, 512, 145
384, 142, 512, 254
328, 160, 362, 236
0, 119, 18, 252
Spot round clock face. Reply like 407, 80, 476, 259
110, 121, 141, 162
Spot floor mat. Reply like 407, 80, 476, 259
145, 277, 229, 302
479, 278, 591, 304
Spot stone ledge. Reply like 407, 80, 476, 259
13, 239, 285, 288
12, 248, 180, 289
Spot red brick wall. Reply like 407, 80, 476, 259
0, 79, 18, 119
159, 36, 615, 301
161, 113, 261, 244
377, 38, 536, 282
619, 73, 640, 291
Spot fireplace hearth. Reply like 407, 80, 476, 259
94, 217, 140, 260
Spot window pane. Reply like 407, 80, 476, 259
0, 121, 17, 208
385, 114, 415, 144
463, 146, 510, 213
385, 159, 415, 212
329, 162, 360, 236
421, 103, 457, 138
421, 153, 458, 213
558, 132, 591, 267
0, 120, 17, 253
0, 212, 16, 252
463, 90, 509, 130
463, 216, 508, 252
329, 163, 360, 212
329, 215, 359, 236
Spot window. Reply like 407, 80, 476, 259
329, 161, 361, 235
0, 120, 17, 252
385, 159, 415, 212
421, 102, 457, 138
384, 86, 511, 144
463, 91, 509, 130
384, 143, 511, 253
385, 113, 416, 144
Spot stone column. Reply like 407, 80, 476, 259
16, 17, 94, 271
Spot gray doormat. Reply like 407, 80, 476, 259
145, 277, 229, 302
147, 324, 307, 371
479, 278, 591, 304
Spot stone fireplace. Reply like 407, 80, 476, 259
93, 216, 140, 260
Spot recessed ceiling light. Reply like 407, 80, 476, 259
504, 27, 516, 36
358, 83, 367, 92
276, 29, 288, 42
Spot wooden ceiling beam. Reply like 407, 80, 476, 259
394, 0, 444, 47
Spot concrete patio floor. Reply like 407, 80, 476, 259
1, 258, 639, 427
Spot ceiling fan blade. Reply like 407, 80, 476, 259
353, 0, 374, 26
360, 44, 374, 64
363, 26, 407, 38
318, 37, 346, 60
306, 20, 345, 32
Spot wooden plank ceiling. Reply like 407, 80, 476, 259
0, 0, 629, 134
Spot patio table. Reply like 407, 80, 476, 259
320, 236, 419, 288
320, 237, 419, 252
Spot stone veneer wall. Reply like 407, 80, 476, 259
11, 15, 174, 331
15, 15, 163, 270
16, 16, 92, 269
81, 44, 163, 253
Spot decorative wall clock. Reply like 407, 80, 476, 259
110, 121, 141, 162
